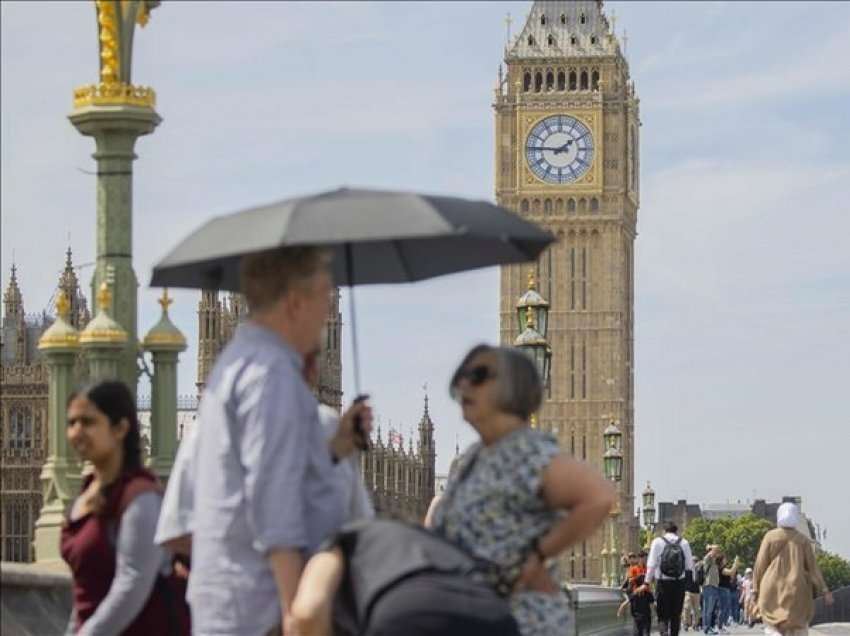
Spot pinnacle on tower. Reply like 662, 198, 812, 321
3, 263, 24, 325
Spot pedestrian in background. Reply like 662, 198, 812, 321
753, 503, 833, 636
646, 521, 695, 636
61, 381, 190, 635
682, 551, 702, 631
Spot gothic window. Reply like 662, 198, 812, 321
555, 198, 564, 213
581, 339, 588, 398
521, 199, 530, 213
7, 407, 32, 451
580, 70, 589, 90
582, 431, 587, 459
578, 198, 587, 214
532, 199, 541, 213
543, 199, 553, 216
545, 71, 554, 91
580, 13, 587, 25
590, 35, 597, 45
534, 72, 543, 92
590, 197, 599, 212
540, 14, 547, 26
570, 431, 576, 455
570, 342, 576, 399
523, 72, 532, 92
528, 35, 535, 46
569, 70, 577, 90
570, 35, 577, 47
591, 70, 600, 90
581, 246, 589, 310
557, 71, 565, 91
2, 498, 30, 562
570, 247, 577, 309
547, 35, 554, 47
630, 125, 638, 192
567, 198, 576, 213
560, 14, 567, 25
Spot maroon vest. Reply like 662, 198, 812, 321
60, 467, 190, 636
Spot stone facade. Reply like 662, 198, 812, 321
195, 290, 435, 523
495, 0, 639, 582
0, 252, 89, 562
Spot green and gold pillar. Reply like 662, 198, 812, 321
33, 292, 82, 564
143, 289, 187, 481
80, 282, 128, 382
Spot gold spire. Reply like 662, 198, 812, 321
79, 282, 127, 345
38, 291, 80, 351
144, 288, 187, 350
528, 269, 536, 290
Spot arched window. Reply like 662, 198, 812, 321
590, 197, 599, 212
560, 13, 567, 25
569, 70, 577, 90
567, 198, 576, 213
570, 35, 577, 46
547, 34, 555, 47
534, 72, 543, 92
546, 71, 554, 91
7, 407, 32, 451
544, 199, 553, 215
556, 199, 564, 213
528, 35, 535, 46
523, 72, 532, 92
580, 70, 589, 90
591, 70, 600, 90
580, 13, 587, 25
541, 14, 547, 26
521, 199, 530, 213
578, 198, 587, 213
557, 71, 566, 90
590, 35, 597, 45
532, 199, 541, 213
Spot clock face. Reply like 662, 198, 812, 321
526, 115, 595, 184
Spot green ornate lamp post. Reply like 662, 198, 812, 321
642, 481, 656, 548
602, 422, 623, 586
514, 271, 552, 427
68, 0, 161, 395
80, 282, 128, 381
143, 289, 187, 482
33, 292, 82, 563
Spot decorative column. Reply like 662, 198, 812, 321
143, 289, 187, 481
33, 292, 82, 564
68, 0, 161, 395
80, 282, 128, 381
603, 422, 624, 587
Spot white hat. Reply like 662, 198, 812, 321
777, 502, 801, 529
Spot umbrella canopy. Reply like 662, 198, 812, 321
150, 187, 554, 290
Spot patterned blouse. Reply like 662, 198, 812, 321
431, 427, 572, 636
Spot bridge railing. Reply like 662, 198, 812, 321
565, 583, 630, 636
813, 586, 850, 625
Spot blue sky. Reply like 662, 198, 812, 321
2, 1, 849, 558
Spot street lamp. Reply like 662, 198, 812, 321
642, 481, 656, 547
514, 271, 552, 389
601, 422, 623, 586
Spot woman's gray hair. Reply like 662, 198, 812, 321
450, 344, 542, 421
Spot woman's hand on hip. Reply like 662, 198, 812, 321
513, 553, 558, 595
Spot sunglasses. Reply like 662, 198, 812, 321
455, 364, 497, 387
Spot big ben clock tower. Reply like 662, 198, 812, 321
495, 0, 639, 583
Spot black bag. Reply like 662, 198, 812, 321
694, 561, 706, 588
659, 536, 686, 578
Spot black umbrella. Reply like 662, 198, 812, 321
150, 187, 554, 398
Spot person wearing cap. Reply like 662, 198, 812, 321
753, 503, 833, 636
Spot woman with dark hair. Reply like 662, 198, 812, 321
430, 344, 617, 635
61, 380, 189, 635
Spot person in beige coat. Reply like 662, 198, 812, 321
752, 503, 833, 636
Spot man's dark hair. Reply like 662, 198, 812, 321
638, 550, 648, 558
664, 521, 678, 534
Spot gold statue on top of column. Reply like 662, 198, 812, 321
74, 0, 160, 109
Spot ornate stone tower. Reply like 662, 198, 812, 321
495, 0, 639, 582
196, 290, 221, 395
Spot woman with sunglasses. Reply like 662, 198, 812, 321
428, 344, 616, 636
61, 381, 189, 635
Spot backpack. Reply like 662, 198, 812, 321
659, 536, 686, 578
694, 561, 706, 588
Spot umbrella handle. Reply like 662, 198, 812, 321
345, 242, 362, 395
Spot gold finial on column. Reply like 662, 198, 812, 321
528, 270, 537, 290
96, 281, 113, 312
55, 290, 71, 319
158, 287, 173, 312
95, 0, 120, 84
